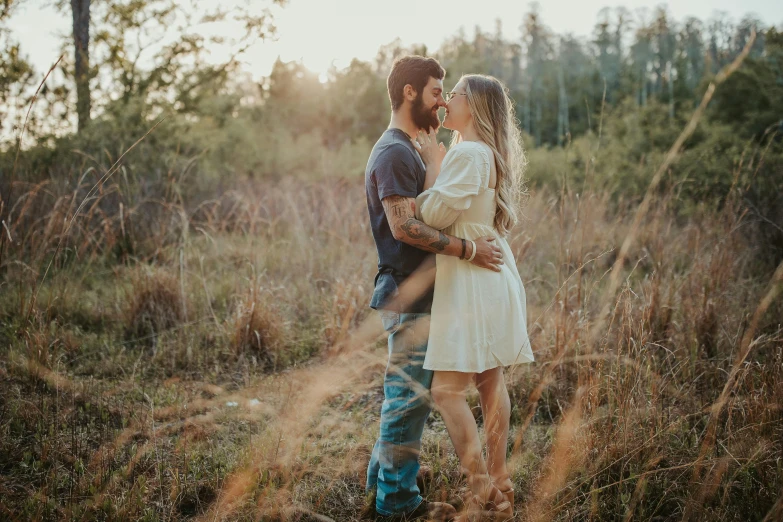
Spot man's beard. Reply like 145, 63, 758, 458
411, 93, 441, 131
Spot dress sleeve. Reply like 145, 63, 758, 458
415, 146, 486, 230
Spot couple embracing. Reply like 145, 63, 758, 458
364, 55, 535, 521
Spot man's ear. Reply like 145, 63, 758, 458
403, 84, 417, 102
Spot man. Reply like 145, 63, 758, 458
364, 55, 503, 521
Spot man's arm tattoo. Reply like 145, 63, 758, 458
382, 195, 452, 254
400, 219, 450, 251
390, 200, 406, 219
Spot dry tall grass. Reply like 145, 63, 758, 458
1, 155, 781, 520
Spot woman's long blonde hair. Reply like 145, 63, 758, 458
450, 74, 527, 235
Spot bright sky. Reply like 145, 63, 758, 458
9, 0, 783, 80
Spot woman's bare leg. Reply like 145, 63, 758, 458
475, 367, 513, 491
431, 370, 493, 498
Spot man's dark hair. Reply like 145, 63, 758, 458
387, 56, 445, 112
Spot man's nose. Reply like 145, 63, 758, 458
437, 95, 447, 108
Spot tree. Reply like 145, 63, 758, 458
521, 4, 553, 144
706, 12, 734, 72
324, 59, 387, 145
710, 26, 783, 139
593, 9, 614, 100
557, 34, 593, 137
436, 28, 492, 80
631, 18, 653, 106
71, 0, 90, 132
0, 0, 35, 146
556, 63, 569, 144
47, 0, 285, 140
678, 17, 705, 93
733, 15, 766, 57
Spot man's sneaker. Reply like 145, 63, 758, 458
359, 489, 378, 520
364, 465, 434, 520
417, 465, 433, 494
377, 500, 457, 522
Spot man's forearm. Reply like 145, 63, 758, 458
397, 217, 463, 257
382, 195, 464, 257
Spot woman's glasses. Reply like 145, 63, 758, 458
444, 92, 467, 102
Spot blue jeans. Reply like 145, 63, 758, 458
367, 311, 434, 516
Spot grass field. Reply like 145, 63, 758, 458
1, 150, 782, 522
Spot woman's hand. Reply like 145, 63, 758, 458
411, 127, 446, 169
412, 127, 446, 190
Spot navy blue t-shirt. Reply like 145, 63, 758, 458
365, 128, 434, 313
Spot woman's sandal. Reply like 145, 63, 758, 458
455, 482, 512, 521
496, 487, 514, 520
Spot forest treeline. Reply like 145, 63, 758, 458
1, 1, 781, 260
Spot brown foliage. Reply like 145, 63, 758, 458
230, 286, 287, 370
124, 267, 185, 346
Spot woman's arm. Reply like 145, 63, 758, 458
415, 146, 483, 231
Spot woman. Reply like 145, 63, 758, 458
411, 74, 535, 520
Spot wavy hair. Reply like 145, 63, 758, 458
450, 74, 527, 235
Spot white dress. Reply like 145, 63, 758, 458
415, 141, 534, 372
